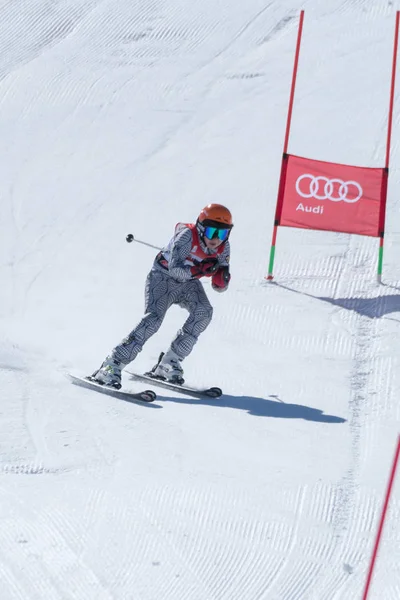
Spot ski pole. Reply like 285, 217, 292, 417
125, 233, 161, 251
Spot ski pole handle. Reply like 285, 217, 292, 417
125, 233, 161, 251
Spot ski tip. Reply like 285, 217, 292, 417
141, 390, 157, 402
204, 387, 223, 398
68, 373, 157, 402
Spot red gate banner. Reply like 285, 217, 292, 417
278, 154, 386, 237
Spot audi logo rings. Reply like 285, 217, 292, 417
295, 174, 363, 203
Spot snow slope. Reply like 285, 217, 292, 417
0, 0, 399, 598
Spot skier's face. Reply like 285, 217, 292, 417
204, 236, 224, 250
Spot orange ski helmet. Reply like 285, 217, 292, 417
197, 204, 233, 228
196, 204, 233, 243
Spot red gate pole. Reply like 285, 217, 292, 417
377, 11, 399, 284
266, 10, 305, 280
362, 434, 400, 600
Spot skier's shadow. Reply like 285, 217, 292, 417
159, 393, 346, 422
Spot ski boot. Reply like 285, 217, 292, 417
91, 356, 124, 389
152, 350, 184, 384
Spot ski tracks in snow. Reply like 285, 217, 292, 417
0, 362, 122, 599
0, 0, 103, 82
252, 235, 400, 598
0, 486, 115, 600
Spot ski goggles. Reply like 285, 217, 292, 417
203, 226, 230, 242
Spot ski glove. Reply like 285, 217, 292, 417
191, 257, 219, 278
212, 266, 231, 292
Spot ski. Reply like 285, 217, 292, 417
127, 371, 223, 399
68, 373, 157, 403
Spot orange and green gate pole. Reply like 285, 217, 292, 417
266, 11, 304, 281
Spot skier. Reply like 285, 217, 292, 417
92, 203, 233, 389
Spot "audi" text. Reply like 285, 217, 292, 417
296, 203, 324, 214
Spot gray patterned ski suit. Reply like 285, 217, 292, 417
111, 224, 230, 365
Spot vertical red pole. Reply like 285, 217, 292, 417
266, 10, 305, 280
282, 10, 305, 156
362, 435, 400, 600
377, 11, 399, 283
385, 12, 399, 170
